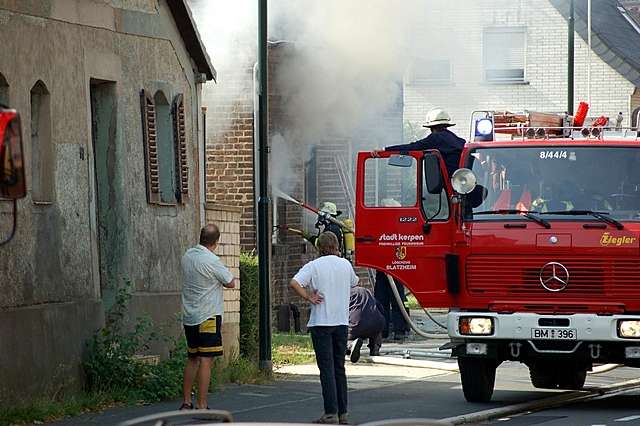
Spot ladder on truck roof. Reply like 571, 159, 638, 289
471, 109, 640, 141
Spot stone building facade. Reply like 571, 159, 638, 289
0, 0, 224, 397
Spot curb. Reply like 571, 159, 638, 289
440, 377, 640, 425
369, 356, 459, 372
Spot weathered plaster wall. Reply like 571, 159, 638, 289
0, 0, 207, 396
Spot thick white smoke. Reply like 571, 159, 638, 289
267, 0, 424, 195
188, 0, 257, 81
188, 0, 427, 198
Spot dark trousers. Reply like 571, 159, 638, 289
309, 325, 348, 415
374, 271, 409, 338
348, 329, 383, 353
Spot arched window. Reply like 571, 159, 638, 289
30, 80, 54, 203
0, 73, 8, 105
140, 89, 187, 205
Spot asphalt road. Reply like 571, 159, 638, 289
44, 310, 640, 426
48, 354, 640, 426
488, 388, 640, 425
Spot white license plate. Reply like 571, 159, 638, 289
531, 328, 577, 340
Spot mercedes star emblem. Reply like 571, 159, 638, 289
539, 262, 570, 292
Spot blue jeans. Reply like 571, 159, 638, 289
309, 325, 348, 415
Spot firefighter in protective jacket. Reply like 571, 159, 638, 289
305, 202, 344, 254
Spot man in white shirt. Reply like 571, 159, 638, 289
290, 232, 359, 424
180, 224, 235, 410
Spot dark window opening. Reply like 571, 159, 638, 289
154, 91, 177, 204
30, 80, 54, 203
0, 73, 8, 106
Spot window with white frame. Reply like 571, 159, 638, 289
483, 27, 526, 83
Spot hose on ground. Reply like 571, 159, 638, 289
386, 273, 449, 339
423, 309, 448, 330
588, 364, 621, 375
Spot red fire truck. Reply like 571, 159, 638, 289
0, 106, 26, 245
355, 109, 640, 402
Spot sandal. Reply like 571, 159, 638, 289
179, 402, 194, 410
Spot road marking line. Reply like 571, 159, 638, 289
615, 414, 640, 422
238, 392, 270, 398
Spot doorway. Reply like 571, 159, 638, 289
89, 80, 121, 304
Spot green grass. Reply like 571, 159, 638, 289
213, 356, 268, 387
0, 392, 119, 426
272, 332, 316, 366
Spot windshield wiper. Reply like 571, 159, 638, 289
540, 210, 624, 230
473, 209, 551, 229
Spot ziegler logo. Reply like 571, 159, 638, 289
395, 246, 407, 260
600, 232, 637, 247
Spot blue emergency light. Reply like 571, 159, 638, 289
474, 118, 494, 141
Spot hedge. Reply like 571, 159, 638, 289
239, 252, 259, 360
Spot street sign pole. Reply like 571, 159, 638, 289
257, 0, 272, 373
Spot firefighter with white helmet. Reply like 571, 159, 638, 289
302, 201, 345, 254
374, 107, 466, 177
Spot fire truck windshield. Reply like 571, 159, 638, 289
465, 146, 640, 222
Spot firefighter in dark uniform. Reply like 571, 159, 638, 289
347, 286, 385, 362
374, 107, 466, 178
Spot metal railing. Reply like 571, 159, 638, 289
500, 126, 640, 141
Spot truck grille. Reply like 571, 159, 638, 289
466, 256, 640, 298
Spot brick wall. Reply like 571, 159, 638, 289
203, 64, 256, 251
204, 204, 241, 361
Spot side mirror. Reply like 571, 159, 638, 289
0, 109, 26, 200
424, 153, 443, 194
388, 154, 413, 168
467, 184, 488, 208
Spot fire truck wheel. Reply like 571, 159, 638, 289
458, 357, 496, 403
529, 363, 558, 389
556, 367, 587, 390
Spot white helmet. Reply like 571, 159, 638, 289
320, 201, 341, 217
423, 107, 455, 128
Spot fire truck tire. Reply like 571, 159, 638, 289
458, 357, 496, 402
529, 363, 558, 389
556, 368, 587, 390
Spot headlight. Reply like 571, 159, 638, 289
618, 320, 640, 338
451, 168, 477, 194
459, 317, 493, 336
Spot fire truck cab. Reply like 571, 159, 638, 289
355, 110, 640, 402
